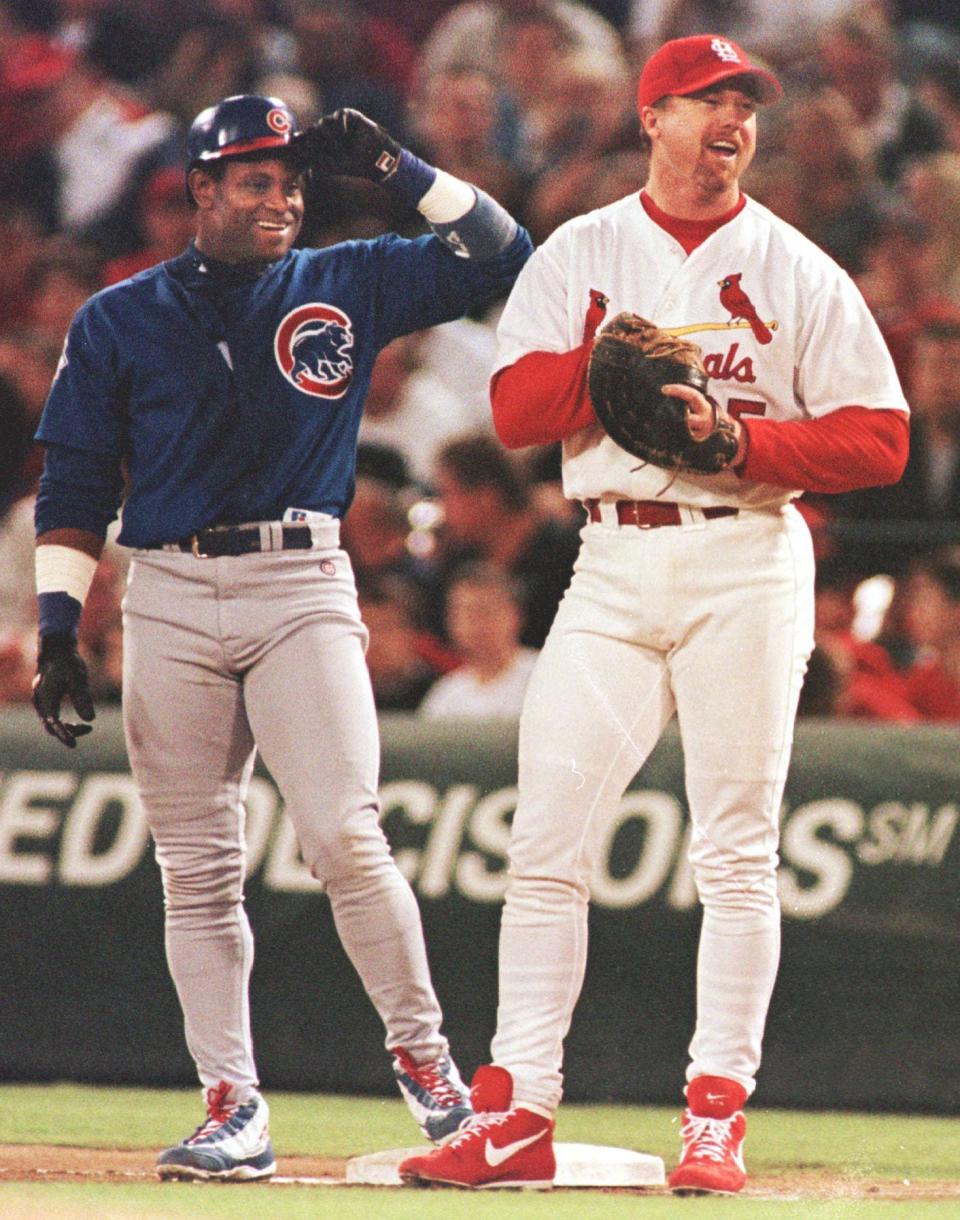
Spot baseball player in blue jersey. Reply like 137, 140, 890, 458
31, 93, 532, 1181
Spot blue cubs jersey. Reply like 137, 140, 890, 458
35, 230, 531, 547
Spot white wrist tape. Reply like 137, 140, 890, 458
417, 169, 476, 224
35, 545, 98, 603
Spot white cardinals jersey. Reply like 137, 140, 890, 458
494, 192, 909, 509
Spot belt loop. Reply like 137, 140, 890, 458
680, 505, 705, 529
309, 519, 339, 550
268, 521, 285, 551
598, 500, 619, 528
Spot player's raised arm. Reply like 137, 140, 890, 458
296, 107, 532, 264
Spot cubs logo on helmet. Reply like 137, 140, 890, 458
266, 107, 292, 135
186, 94, 300, 168
274, 304, 355, 399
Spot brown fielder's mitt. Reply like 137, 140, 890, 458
587, 313, 739, 474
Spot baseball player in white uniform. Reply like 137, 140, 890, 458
400, 34, 909, 1194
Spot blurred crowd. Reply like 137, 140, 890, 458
2, 0, 960, 721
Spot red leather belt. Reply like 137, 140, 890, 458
584, 500, 739, 528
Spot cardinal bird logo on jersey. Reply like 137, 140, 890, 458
718, 274, 773, 344
274, 303, 355, 398
583, 288, 609, 341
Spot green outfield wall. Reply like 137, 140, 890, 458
0, 709, 957, 1113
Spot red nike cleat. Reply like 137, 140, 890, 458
667, 1075, 748, 1195
399, 1065, 555, 1189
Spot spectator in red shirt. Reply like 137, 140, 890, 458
812, 561, 919, 721
900, 552, 960, 720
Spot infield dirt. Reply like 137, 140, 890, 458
1, 1145, 959, 1202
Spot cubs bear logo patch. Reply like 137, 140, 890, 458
274, 303, 355, 398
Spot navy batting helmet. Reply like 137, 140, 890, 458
186, 94, 301, 172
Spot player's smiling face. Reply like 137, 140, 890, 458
643, 85, 757, 214
192, 157, 305, 264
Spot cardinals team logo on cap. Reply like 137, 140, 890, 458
636, 34, 782, 111
274, 303, 355, 398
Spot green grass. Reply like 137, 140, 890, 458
4, 1184, 960, 1220
0, 1085, 957, 1219
1, 1084, 956, 1178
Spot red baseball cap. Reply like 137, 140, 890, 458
1, 37, 76, 96
637, 34, 782, 111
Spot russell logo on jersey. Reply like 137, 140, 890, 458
274, 302, 355, 398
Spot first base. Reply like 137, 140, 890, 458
346, 1142, 665, 1188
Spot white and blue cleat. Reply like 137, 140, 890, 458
393, 1047, 475, 1144
157, 1082, 276, 1181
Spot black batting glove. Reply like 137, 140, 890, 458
296, 108, 403, 183
32, 632, 95, 748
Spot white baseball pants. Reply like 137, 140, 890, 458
490, 504, 815, 1111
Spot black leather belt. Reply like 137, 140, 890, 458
156, 524, 315, 557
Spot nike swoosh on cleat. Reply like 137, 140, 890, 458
484, 1130, 548, 1168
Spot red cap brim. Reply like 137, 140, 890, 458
196, 133, 294, 160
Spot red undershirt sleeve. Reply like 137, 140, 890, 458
490, 344, 596, 449
491, 348, 909, 495
739, 406, 909, 493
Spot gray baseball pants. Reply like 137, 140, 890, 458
121, 528, 446, 1098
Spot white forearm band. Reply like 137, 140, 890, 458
417, 169, 477, 224
35, 545, 98, 603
